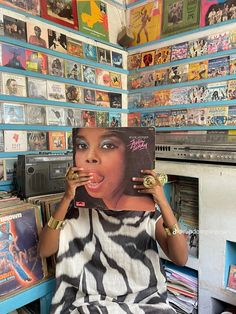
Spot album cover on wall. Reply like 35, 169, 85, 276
230, 54, 236, 74
83, 43, 97, 61
65, 107, 81, 127
48, 55, 64, 77
81, 110, 96, 127
0, 0, 40, 15
188, 61, 208, 81
140, 112, 155, 127
95, 90, 110, 107
155, 46, 171, 64
127, 53, 141, 70
27, 131, 48, 151
187, 107, 208, 126
207, 106, 228, 126
208, 56, 230, 78
154, 89, 171, 106
48, 131, 66, 150
26, 104, 47, 125
82, 65, 96, 84
228, 80, 236, 99
73, 127, 156, 211
2, 103, 25, 124
65, 84, 83, 103
227, 264, 236, 290
66, 131, 73, 150
96, 111, 109, 127
48, 29, 67, 53
27, 21, 48, 48
170, 42, 188, 61
46, 106, 65, 126
65, 60, 81, 81
207, 32, 229, 54
47, 81, 66, 102
127, 112, 141, 127
0, 11, 3, 36
188, 38, 208, 58
162, 0, 200, 37
26, 50, 48, 74
2, 73, 27, 97
4, 130, 27, 152
27, 77, 47, 100
40, 0, 78, 29
4, 158, 16, 181
84, 88, 96, 105
2, 44, 26, 70
227, 106, 236, 125
67, 37, 84, 58
109, 93, 122, 108
110, 72, 122, 89
96, 68, 111, 87
0, 130, 3, 152
111, 51, 123, 68
3, 15, 27, 41
97, 47, 111, 65
109, 112, 121, 127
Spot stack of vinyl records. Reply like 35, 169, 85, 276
165, 265, 198, 314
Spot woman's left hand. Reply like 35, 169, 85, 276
132, 169, 168, 206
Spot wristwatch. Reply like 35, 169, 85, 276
47, 216, 66, 230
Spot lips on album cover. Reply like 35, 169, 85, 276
73, 127, 156, 211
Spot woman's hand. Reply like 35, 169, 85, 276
64, 167, 93, 201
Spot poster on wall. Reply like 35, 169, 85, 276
41, 0, 78, 29
200, 0, 236, 27
129, 0, 162, 46
77, 0, 109, 41
162, 0, 200, 37
72, 127, 156, 211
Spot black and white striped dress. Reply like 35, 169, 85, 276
51, 207, 176, 314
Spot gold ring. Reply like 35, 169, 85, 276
65, 167, 79, 180
143, 175, 157, 188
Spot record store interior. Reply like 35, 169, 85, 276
0, 0, 236, 313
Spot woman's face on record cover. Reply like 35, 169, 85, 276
75, 128, 126, 200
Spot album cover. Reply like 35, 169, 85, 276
168, 64, 189, 83
188, 61, 208, 81
26, 104, 47, 125
27, 21, 48, 48
127, 112, 141, 127
207, 106, 228, 126
96, 68, 111, 86
227, 265, 236, 290
109, 93, 122, 108
2, 73, 27, 97
140, 112, 155, 127
229, 29, 236, 48
48, 55, 64, 77
27, 77, 47, 100
0, 103, 2, 123
129, 1, 162, 46
47, 81, 66, 102
0, 44, 2, 66
3, 103, 25, 124
229, 54, 236, 74
67, 37, 84, 58
48, 131, 66, 150
65, 107, 81, 127
227, 80, 236, 99
111, 51, 123, 68
155, 46, 171, 64
27, 131, 48, 151
140, 71, 155, 88
3, 15, 27, 41
170, 42, 188, 61
82, 65, 96, 84
65, 84, 83, 103
110, 72, 122, 88
128, 93, 141, 109
0, 159, 4, 180
200, 0, 236, 27
208, 56, 230, 78
154, 110, 171, 127
46, 106, 65, 126
155, 68, 169, 86
2, 44, 26, 70
73, 127, 156, 211
82, 43, 97, 62
96, 111, 109, 127
4, 130, 27, 152
95, 90, 110, 107
128, 73, 141, 90
77, 1, 109, 41
66, 131, 73, 150
140, 50, 156, 68
109, 112, 121, 127
188, 85, 208, 104
64, 60, 82, 81
4, 158, 16, 181
0, 11, 3, 36
207, 32, 230, 54
170, 109, 188, 127
127, 53, 141, 70
187, 107, 208, 126
188, 38, 208, 58
26, 50, 47, 74
170, 87, 191, 105
83, 88, 96, 105
207, 82, 227, 102
41, 0, 78, 29
97, 47, 111, 65
0, 0, 40, 15
0, 205, 46, 297
81, 110, 96, 127
162, 0, 200, 37
48, 29, 67, 53
154, 89, 171, 106
227, 106, 236, 125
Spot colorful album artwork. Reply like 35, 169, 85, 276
140, 112, 155, 127
207, 32, 230, 54
0, 0, 40, 15
83, 43, 97, 61
77, 0, 109, 41
4, 130, 27, 152
84, 88, 96, 105
2, 44, 26, 70
96, 111, 109, 127
96, 69, 111, 87
155, 111, 171, 127
188, 38, 208, 58
0, 206, 46, 297
162, 0, 200, 37
109, 112, 121, 127
155, 46, 171, 64
27, 21, 48, 48
128, 112, 141, 127
188, 61, 208, 81
48, 131, 66, 150
208, 56, 230, 78
27, 131, 48, 151
110, 72, 122, 88
26, 50, 48, 74
67, 37, 84, 58
65, 85, 83, 103
170, 42, 188, 61
48, 29, 67, 53
129, 1, 162, 46
73, 127, 156, 211
111, 51, 123, 68
187, 107, 208, 126
95, 90, 110, 107
200, 0, 236, 27
227, 265, 236, 290
81, 110, 96, 127
207, 106, 228, 126
3, 15, 27, 41
127, 53, 141, 70
41, 0, 78, 29
140, 50, 155, 67
228, 80, 236, 99
227, 106, 236, 125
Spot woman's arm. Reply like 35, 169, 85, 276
38, 167, 93, 258
133, 169, 188, 266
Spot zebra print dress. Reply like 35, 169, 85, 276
50, 207, 176, 314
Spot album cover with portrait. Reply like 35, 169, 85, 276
3, 15, 27, 41
0, 0, 40, 15
73, 127, 156, 211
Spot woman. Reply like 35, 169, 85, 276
39, 128, 188, 314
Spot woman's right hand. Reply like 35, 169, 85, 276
64, 167, 93, 201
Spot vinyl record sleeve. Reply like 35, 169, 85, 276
73, 127, 156, 211
0, 0, 40, 15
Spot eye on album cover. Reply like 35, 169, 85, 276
73, 127, 156, 211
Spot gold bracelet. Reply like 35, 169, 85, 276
163, 223, 180, 236
47, 216, 66, 230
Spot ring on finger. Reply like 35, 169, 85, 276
65, 167, 79, 180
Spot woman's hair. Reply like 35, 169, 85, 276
72, 127, 155, 209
